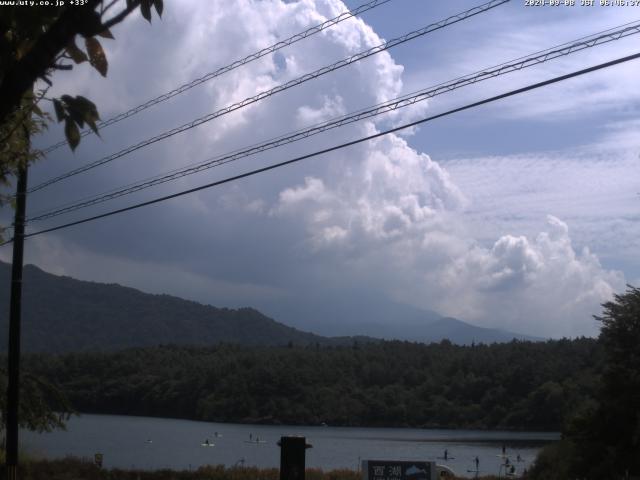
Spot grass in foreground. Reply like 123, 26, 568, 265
12, 457, 507, 480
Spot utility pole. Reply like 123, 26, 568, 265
279, 436, 312, 480
5, 128, 29, 480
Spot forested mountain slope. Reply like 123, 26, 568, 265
0, 262, 338, 352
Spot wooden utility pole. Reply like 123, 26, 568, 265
5, 140, 29, 480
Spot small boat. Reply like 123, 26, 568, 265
243, 439, 267, 444
201, 439, 215, 447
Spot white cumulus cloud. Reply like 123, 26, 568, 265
12, 0, 630, 341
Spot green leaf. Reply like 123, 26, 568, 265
64, 118, 80, 151
140, 0, 152, 22
86, 118, 99, 136
69, 109, 85, 128
65, 98, 83, 127
74, 96, 101, 136
72, 95, 97, 112
153, 0, 163, 17
97, 28, 114, 39
85, 37, 108, 77
52, 99, 65, 122
65, 39, 88, 64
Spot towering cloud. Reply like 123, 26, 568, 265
8, 0, 629, 339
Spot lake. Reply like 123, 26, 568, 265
22, 414, 558, 478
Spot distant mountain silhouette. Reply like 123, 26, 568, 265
294, 314, 541, 345
394, 316, 542, 344
0, 261, 539, 352
262, 292, 541, 344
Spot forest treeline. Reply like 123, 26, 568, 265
22, 338, 602, 431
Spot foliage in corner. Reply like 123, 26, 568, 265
0, 0, 163, 180
0, 367, 75, 433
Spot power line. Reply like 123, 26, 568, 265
32, 0, 507, 192
28, 0, 510, 194
40, 0, 394, 155
4, 51, 636, 246
26, 20, 640, 223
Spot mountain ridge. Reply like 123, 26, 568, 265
0, 262, 344, 352
0, 261, 540, 352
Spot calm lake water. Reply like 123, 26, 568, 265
22, 414, 559, 478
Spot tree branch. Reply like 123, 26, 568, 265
101, 0, 141, 30
101, 0, 121, 16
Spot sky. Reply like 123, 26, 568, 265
1, 0, 639, 338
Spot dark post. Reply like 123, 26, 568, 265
279, 436, 312, 480
5, 163, 28, 480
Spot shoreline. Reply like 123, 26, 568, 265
60, 411, 563, 435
